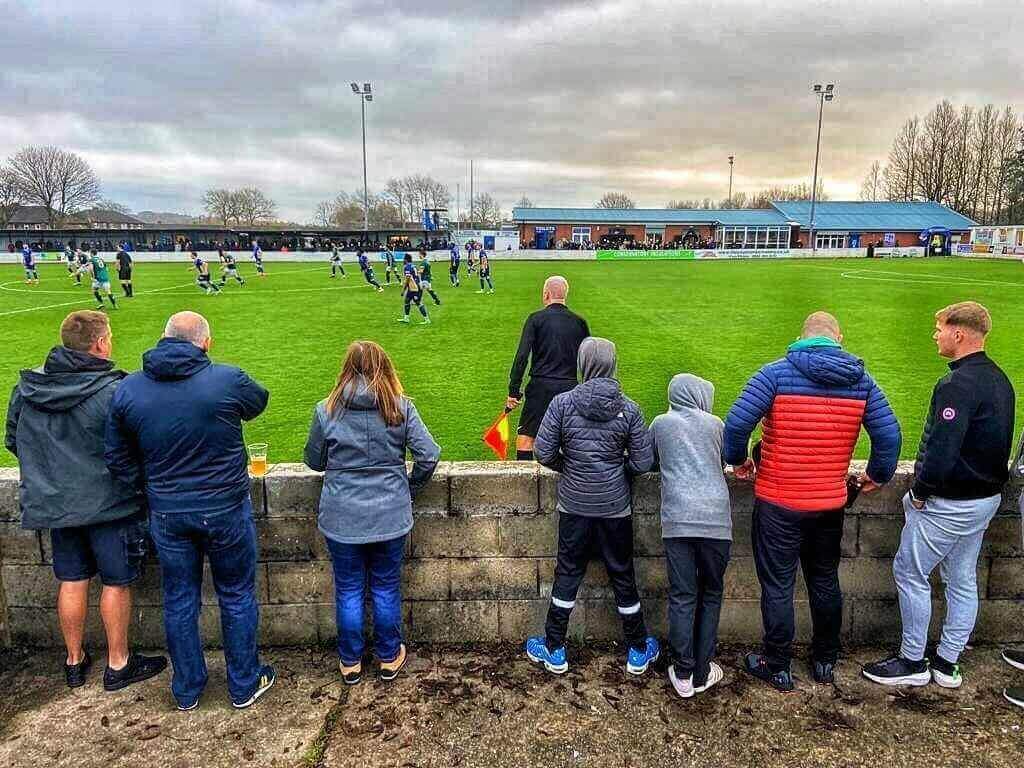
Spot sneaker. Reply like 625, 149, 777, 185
65, 650, 92, 689
929, 654, 963, 689
397, 316, 410, 323
340, 660, 362, 686
379, 645, 407, 682
525, 636, 568, 675
667, 666, 694, 699
626, 637, 660, 676
103, 652, 168, 692
812, 659, 836, 685
694, 661, 724, 694
475, 289, 485, 294
1002, 649, 1024, 672
232, 665, 276, 709
177, 697, 200, 712
743, 653, 795, 692
376, 287, 384, 293
861, 655, 930, 687
420, 317, 431, 325
1005, 687, 1024, 709
488, 289, 495, 294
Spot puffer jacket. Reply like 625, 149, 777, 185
723, 340, 901, 512
534, 377, 654, 517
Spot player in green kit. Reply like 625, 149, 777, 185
88, 249, 117, 309
417, 249, 441, 306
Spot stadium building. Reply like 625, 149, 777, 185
513, 201, 976, 254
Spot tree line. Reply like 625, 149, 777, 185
201, 188, 278, 227
1, 146, 102, 227
861, 100, 1024, 224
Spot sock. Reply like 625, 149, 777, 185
93, 290, 103, 304
516, 450, 534, 461
109, 294, 117, 307
419, 304, 428, 318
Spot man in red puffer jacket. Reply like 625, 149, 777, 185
723, 311, 901, 691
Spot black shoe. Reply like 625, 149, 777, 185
65, 650, 92, 689
103, 652, 168, 692
743, 653, 795, 692
1002, 648, 1024, 672
928, 653, 963, 689
861, 655, 930, 687
812, 659, 835, 685
232, 665, 276, 709
1005, 687, 1024, 709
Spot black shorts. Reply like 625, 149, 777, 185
518, 377, 577, 438
50, 513, 148, 585
118, 268, 132, 281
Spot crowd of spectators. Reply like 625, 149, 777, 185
7, 236, 457, 254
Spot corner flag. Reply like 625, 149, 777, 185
482, 407, 513, 459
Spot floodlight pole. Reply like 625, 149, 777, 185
727, 155, 735, 207
808, 83, 834, 256
361, 94, 368, 233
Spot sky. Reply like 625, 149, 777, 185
2, 0, 1022, 222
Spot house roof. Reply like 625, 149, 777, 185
770, 201, 977, 231
512, 207, 789, 226
6, 205, 51, 224
68, 208, 145, 225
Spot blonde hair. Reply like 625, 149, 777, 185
936, 301, 991, 336
801, 311, 841, 340
326, 341, 405, 426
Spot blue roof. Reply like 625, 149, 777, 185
512, 207, 789, 226
770, 201, 976, 231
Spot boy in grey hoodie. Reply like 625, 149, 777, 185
651, 373, 732, 698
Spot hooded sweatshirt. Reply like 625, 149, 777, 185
650, 374, 732, 540
6, 346, 143, 530
304, 376, 440, 544
534, 337, 654, 517
105, 337, 269, 515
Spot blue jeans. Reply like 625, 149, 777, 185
325, 536, 405, 666
894, 492, 1001, 663
150, 497, 261, 705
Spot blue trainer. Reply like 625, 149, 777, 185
525, 636, 568, 675
626, 637, 660, 676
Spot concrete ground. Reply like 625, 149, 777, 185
0, 644, 1022, 768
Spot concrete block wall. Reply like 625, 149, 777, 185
0, 462, 1021, 649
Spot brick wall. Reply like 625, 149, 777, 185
0, 463, 1021, 649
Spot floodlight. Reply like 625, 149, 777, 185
813, 84, 822, 93
363, 83, 371, 94
365, 94, 373, 102
825, 93, 834, 102
350, 82, 360, 94
825, 83, 835, 92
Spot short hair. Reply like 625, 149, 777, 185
936, 301, 991, 336
543, 276, 569, 301
60, 310, 110, 352
164, 311, 211, 346
801, 311, 841, 340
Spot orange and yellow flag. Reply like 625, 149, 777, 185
482, 408, 512, 459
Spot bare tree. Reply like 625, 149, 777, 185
596, 192, 635, 209
860, 161, 883, 201
202, 188, 239, 225
0, 167, 22, 228
886, 117, 919, 201
312, 201, 334, 227
747, 182, 826, 209
8, 146, 101, 225
992, 108, 1019, 224
97, 199, 132, 214
471, 193, 503, 226
233, 187, 277, 227
916, 100, 959, 204
514, 196, 534, 209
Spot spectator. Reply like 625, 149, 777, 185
863, 302, 1014, 690
724, 311, 901, 691
1004, 431, 1024, 709
507, 276, 590, 460
526, 337, 659, 677
105, 311, 273, 711
303, 341, 440, 685
651, 374, 732, 698
4, 311, 167, 691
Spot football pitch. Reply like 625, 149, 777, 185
3, 256, 1024, 468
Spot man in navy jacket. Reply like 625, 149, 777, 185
105, 311, 274, 711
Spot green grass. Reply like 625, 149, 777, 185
2, 256, 1024, 468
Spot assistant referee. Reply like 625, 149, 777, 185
507, 276, 590, 460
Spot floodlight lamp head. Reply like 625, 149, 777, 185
825, 93, 834, 102
365, 94, 373, 102
350, 82, 360, 94
813, 84, 822, 93
363, 83, 371, 93
826, 83, 835, 92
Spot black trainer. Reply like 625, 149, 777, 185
1001, 649, 1024, 672
928, 653, 963, 689
812, 659, 835, 685
743, 653, 795, 692
1004, 687, 1024, 710
103, 652, 168, 692
861, 655, 930, 687
65, 650, 92, 689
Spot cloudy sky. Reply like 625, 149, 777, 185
3, 0, 1022, 221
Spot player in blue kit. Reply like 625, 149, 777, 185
448, 243, 461, 287
476, 250, 494, 294
358, 249, 384, 292
73, 249, 90, 285
21, 244, 39, 284
251, 241, 266, 277
191, 252, 221, 294
398, 253, 430, 325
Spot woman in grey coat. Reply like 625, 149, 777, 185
304, 341, 440, 685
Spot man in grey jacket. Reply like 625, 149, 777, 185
526, 337, 659, 676
651, 374, 732, 698
5, 311, 167, 690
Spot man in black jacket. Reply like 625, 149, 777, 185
864, 302, 1014, 690
507, 276, 590, 460
5, 311, 166, 690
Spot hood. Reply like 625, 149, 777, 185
570, 377, 625, 422
142, 337, 212, 381
339, 376, 380, 411
668, 373, 714, 413
578, 337, 617, 382
785, 344, 865, 387
17, 346, 120, 413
